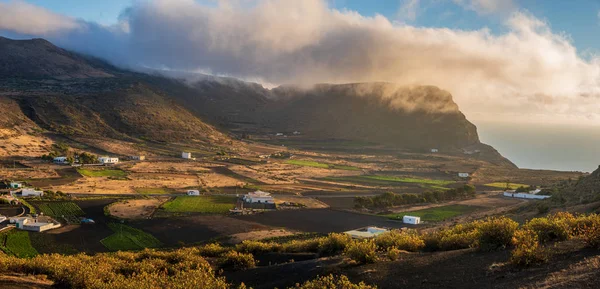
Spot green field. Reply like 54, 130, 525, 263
101, 223, 162, 251
135, 188, 172, 195
323, 175, 454, 187
37, 202, 85, 217
161, 195, 236, 214
0, 230, 38, 258
385, 204, 479, 222
77, 168, 127, 178
485, 182, 529, 190
285, 160, 360, 171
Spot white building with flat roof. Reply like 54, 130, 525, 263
21, 188, 43, 197
403, 215, 421, 225
53, 156, 68, 164
99, 156, 119, 164
182, 152, 192, 159
187, 190, 200, 196
243, 190, 274, 204
458, 173, 470, 178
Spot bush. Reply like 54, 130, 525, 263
235, 240, 282, 255
510, 228, 548, 266
386, 247, 402, 261
374, 230, 424, 252
198, 243, 228, 257
218, 251, 256, 270
318, 233, 352, 256
523, 216, 570, 244
422, 223, 479, 251
282, 238, 322, 253
576, 215, 600, 248
476, 217, 519, 251
536, 203, 549, 214
289, 274, 376, 289
344, 240, 378, 264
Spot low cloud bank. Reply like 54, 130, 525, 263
1, 0, 600, 124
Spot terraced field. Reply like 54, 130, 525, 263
322, 175, 455, 188
77, 168, 127, 178
36, 202, 85, 223
285, 159, 360, 171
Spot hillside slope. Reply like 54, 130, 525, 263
0, 37, 230, 146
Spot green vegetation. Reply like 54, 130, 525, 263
0, 230, 38, 258
385, 204, 480, 222
135, 187, 172, 195
37, 202, 84, 217
324, 175, 454, 187
355, 185, 476, 209
17, 198, 36, 214
285, 159, 360, 171
101, 223, 162, 251
77, 168, 127, 178
161, 195, 236, 214
485, 182, 529, 190
344, 239, 378, 264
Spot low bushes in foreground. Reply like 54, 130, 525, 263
510, 228, 548, 266
374, 230, 424, 252
290, 274, 377, 289
344, 240, 378, 264
218, 251, 257, 271
476, 217, 520, 251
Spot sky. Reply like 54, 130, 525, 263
2, 0, 600, 127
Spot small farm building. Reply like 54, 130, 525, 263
431, 148, 439, 153
275, 133, 284, 136
21, 188, 43, 197
503, 191, 550, 200
344, 226, 389, 239
458, 173, 470, 178
243, 191, 275, 204
130, 155, 145, 161
53, 157, 68, 164
10, 217, 61, 232
187, 190, 200, 196
403, 215, 421, 225
99, 157, 119, 164
182, 152, 192, 159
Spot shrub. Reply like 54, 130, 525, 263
374, 230, 424, 252
386, 247, 402, 261
318, 233, 352, 256
282, 238, 323, 253
476, 217, 519, 251
575, 215, 600, 248
289, 274, 376, 289
344, 240, 378, 264
422, 223, 479, 252
510, 228, 548, 266
536, 203, 549, 214
198, 243, 228, 257
218, 251, 256, 270
523, 217, 570, 244
235, 240, 281, 255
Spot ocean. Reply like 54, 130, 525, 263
476, 121, 600, 173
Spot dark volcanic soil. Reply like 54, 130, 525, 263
235, 209, 405, 233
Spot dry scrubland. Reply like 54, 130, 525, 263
108, 198, 166, 219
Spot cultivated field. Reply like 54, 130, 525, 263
77, 168, 127, 178
385, 204, 480, 222
161, 195, 236, 214
0, 230, 38, 258
100, 223, 162, 251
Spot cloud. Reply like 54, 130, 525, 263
397, 0, 420, 22
452, 0, 516, 15
1, 0, 600, 124
0, 0, 80, 35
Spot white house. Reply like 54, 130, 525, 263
53, 156, 68, 164
10, 217, 60, 232
21, 188, 44, 197
182, 152, 192, 159
403, 215, 421, 225
503, 191, 550, 200
431, 148, 439, 153
130, 155, 145, 161
10, 182, 22, 189
275, 133, 284, 136
187, 190, 200, 196
243, 190, 275, 204
458, 173, 470, 178
344, 226, 389, 239
99, 156, 119, 164
293, 131, 301, 135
